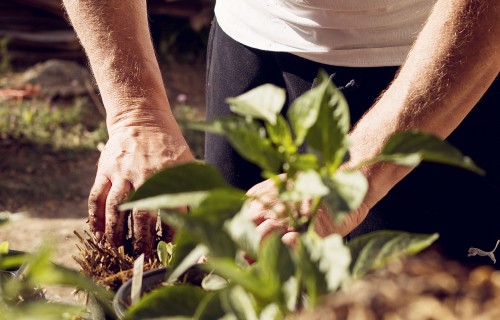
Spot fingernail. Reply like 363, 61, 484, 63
96, 231, 103, 241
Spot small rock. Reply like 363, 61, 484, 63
19, 59, 95, 98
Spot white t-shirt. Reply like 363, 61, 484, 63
214, 0, 436, 67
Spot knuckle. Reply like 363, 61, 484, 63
260, 218, 284, 230
133, 210, 154, 221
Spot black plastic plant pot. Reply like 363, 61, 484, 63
113, 267, 168, 319
113, 264, 207, 319
0, 249, 26, 278
0, 249, 46, 301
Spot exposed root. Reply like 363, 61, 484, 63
72, 230, 162, 291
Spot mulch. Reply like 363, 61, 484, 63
296, 247, 500, 320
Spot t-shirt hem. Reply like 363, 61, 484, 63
215, 5, 407, 68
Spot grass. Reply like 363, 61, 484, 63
0, 95, 204, 155
0, 97, 108, 150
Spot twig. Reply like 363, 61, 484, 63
468, 240, 500, 264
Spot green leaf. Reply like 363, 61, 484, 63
0, 251, 27, 271
19, 244, 114, 317
194, 291, 226, 320
190, 117, 284, 173
221, 118, 283, 173
301, 232, 350, 292
294, 236, 328, 306
123, 187, 246, 213
287, 77, 324, 146
161, 210, 237, 259
202, 273, 229, 291
0, 302, 85, 320
129, 162, 229, 201
322, 170, 368, 223
87, 292, 106, 320
123, 285, 207, 320
259, 303, 283, 320
305, 72, 350, 171
265, 115, 297, 155
36, 266, 114, 314
377, 131, 484, 174
166, 245, 207, 285
162, 189, 244, 259
224, 205, 260, 258
190, 188, 247, 224
121, 191, 210, 211
166, 230, 206, 283
281, 277, 299, 312
207, 258, 271, 301
226, 84, 286, 125
286, 154, 319, 175
347, 230, 439, 279
157, 241, 174, 267
220, 286, 258, 320
0, 242, 9, 254
281, 170, 329, 202
257, 233, 295, 302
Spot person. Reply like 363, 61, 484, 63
62, 0, 499, 259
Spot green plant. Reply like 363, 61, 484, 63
157, 241, 175, 267
0, 97, 107, 150
0, 247, 115, 320
119, 72, 482, 319
0, 72, 482, 319
0, 213, 114, 319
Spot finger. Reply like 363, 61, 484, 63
131, 208, 157, 255
246, 200, 284, 225
88, 176, 111, 240
281, 231, 300, 248
330, 203, 370, 236
312, 204, 336, 237
255, 218, 292, 242
104, 179, 132, 247
331, 211, 361, 236
299, 199, 313, 216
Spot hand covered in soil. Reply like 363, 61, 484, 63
88, 117, 194, 255
245, 177, 369, 245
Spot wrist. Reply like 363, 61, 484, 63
106, 107, 179, 136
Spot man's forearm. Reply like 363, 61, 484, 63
63, 0, 173, 132
349, 0, 500, 208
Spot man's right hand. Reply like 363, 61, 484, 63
88, 114, 194, 255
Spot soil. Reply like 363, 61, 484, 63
296, 247, 500, 320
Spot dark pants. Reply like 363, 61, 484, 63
205, 19, 500, 262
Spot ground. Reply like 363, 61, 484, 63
0, 58, 206, 302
